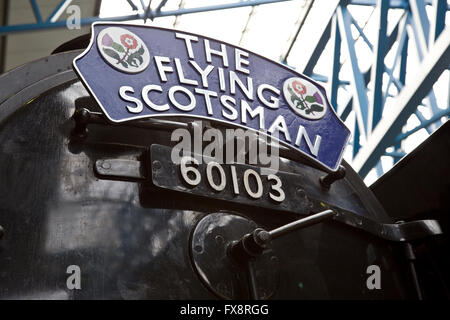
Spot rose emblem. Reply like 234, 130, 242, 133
120, 34, 138, 50
292, 80, 306, 95
97, 27, 150, 73
283, 77, 327, 120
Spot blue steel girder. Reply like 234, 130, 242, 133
429, 0, 446, 44
0, 0, 294, 34
352, 26, 450, 177
368, 0, 388, 132
407, 11, 442, 130
330, 14, 342, 110
337, 5, 370, 140
338, 16, 402, 121
293, 0, 449, 179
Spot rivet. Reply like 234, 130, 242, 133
194, 244, 203, 253
101, 161, 111, 170
296, 187, 305, 197
215, 235, 224, 244
152, 160, 161, 170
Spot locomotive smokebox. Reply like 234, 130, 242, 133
0, 24, 443, 300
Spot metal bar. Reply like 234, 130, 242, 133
399, 24, 409, 85
407, 15, 442, 126
46, 0, 72, 23
350, 0, 450, 9
429, 0, 446, 45
409, 0, 430, 55
384, 151, 406, 157
375, 161, 383, 176
330, 15, 341, 110
338, 17, 401, 122
126, 0, 138, 11
299, 0, 341, 75
404, 243, 423, 300
414, 109, 434, 134
29, 0, 43, 23
383, 14, 408, 106
0, 0, 8, 74
155, 0, 169, 13
350, 16, 373, 50
368, 0, 388, 132
139, 0, 146, 11
0, 0, 293, 35
353, 118, 361, 157
337, 5, 369, 138
269, 210, 335, 240
0, 15, 144, 34
144, 0, 153, 21
310, 73, 329, 83
247, 261, 259, 300
352, 26, 450, 177
280, 0, 314, 63
157, 0, 293, 17
239, 5, 257, 46
395, 107, 450, 142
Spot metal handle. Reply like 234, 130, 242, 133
228, 209, 335, 264
268, 209, 335, 240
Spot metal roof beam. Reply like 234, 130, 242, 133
352, 26, 450, 177
0, 0, 294, 35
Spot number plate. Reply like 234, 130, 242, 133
150, 144, 310, 215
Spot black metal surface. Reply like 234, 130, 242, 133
371, 120, 450, 221
190, 212, 279, 300
151, 143, 311, 217
319, 166, 346, 190
371, 120, 450, 299
52, 34, 92, 55
0, 46, 435, 299
227, 210, 335, 273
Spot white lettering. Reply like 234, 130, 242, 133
235, 48, 250, 74
268, 115, 291, 142
175, 33, 198, 59
142, 84, 169, 111
195, 88, 217, 116
169, 86, 196, 111
204, 39, 229, 67
220, 95, 238, 121
240, 100, 265, 130
174, 58, 198, 86
190, 61, 214, 88
257, 84, 280, 109
154, 56, 173, 82
119, 86, 143, 114
230, 71, 253, 100
294, 125, 322, 157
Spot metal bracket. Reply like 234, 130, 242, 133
71, 107, 194, 140
94, 159, 146, 182
319, 165, 346, 190
331, 208, 442, 242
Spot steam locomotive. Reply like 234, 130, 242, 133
0, 24, 447, 300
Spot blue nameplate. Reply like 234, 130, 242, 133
73, 22, 350, 171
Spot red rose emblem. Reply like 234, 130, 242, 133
120, 34, 138, 50
292, 80, 306, 95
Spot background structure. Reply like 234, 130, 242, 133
0, 0, 448, 185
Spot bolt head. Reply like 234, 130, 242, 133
152, 160, 161, 170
